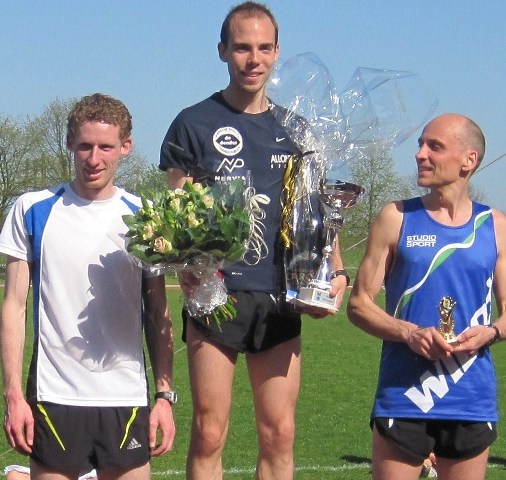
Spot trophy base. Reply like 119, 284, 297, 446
441, 334, 460, 346
296, 287, 339, 311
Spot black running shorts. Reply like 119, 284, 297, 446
31, 402, 150, 473
183, 291, 302, 353
373, 417, 497, 462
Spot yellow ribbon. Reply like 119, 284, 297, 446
280, 151, 314, 248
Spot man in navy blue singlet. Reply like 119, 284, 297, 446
348, 113, 506, 480
159, 2, 348, 479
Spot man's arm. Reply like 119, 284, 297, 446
142, 274, 175, 456
166, 168, 193, 190
328, 233, 348, 302
454, 209, 506, 354
1, 256, 34, 454
491, 209, 506, 336
347, 202, 453, 360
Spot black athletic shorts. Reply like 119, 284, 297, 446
31, 402, 150, 473
183, 291, 302, 353
373, 417, 497, 462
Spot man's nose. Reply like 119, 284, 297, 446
247, 49, 259, 64
87, 146, 100, 164
415, 144, 426, 161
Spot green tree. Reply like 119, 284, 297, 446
0, 117, 35, 226
28, 97, 75, 188
343, 147, 411, 244
130, 163, 167, 196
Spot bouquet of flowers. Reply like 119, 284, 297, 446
123, 179, 251, 326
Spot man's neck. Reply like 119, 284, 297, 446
422, 189, 474, 226
221, 87, 269, 114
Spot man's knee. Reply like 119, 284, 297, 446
192, 418, 228, 456
258, 417, 295, 453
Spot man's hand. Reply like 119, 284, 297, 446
453, 325, 498, 356
3, 397, 34, 455
177, 270, 200, 298
406, 326, 454, 361
297, 275, 348, 319
148, 399, 176, 456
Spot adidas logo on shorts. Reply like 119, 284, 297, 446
126, 437, 142, 450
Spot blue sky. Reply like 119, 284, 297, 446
1, 1, 505, 207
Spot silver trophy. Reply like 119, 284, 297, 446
291, 178, 364, 310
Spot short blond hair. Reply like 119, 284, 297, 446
67, 93, 132, 143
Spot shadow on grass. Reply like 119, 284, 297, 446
489, 456, 506, 469
341, 454, 371, 465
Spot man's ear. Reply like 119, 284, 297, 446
218, 42, 227, 62
121, 137, 133, 157
463, 150, 478, 173
66, 134, 74, 151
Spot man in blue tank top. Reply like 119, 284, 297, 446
159, 2, 348, 478
348, 113, 506, 480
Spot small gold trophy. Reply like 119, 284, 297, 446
438, 296, 459, 345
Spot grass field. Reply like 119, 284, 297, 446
1, 286, 506, 478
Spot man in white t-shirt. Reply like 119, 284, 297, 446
0, 93, 176, 480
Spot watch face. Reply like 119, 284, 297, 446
156, 391, 178, 404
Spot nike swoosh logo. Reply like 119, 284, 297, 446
276, 137, 285, 142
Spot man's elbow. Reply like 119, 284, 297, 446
346, 291, 364, 328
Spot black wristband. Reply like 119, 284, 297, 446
487, 324, 501, 347
330, 269, 350, 286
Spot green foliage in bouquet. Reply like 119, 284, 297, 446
123, 179, 250, 267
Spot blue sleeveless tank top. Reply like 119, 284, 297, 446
373, 197, 498, 421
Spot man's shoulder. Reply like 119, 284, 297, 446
176, 92, 223, 119
13, 184, 66, 209
490, 207, 506, 239
115, 188, 142, 211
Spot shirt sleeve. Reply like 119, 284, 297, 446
0, 196, 32, 262
159, 110, 197, 174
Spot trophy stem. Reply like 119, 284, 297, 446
310, 213, 342, 290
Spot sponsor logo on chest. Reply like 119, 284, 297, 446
406, 234, 437, 247
270, 154, 291, 169
212, 126, 291, 172
213, 127, 243, 156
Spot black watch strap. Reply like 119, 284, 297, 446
486, 324, 501, 347
155, 390, 178, 405
330, 269, 350, 286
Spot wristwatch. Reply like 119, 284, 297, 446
330, 269, 350, 286
486, 324, 501, 347
155, 390, 178, 405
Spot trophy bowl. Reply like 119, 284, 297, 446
321, 179, 365, 210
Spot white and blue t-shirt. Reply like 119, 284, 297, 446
0, 184, 160, 407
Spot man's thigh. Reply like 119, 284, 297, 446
186, 321, 238, 425
247, 336, 301, 429
371, 426, 425, 480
